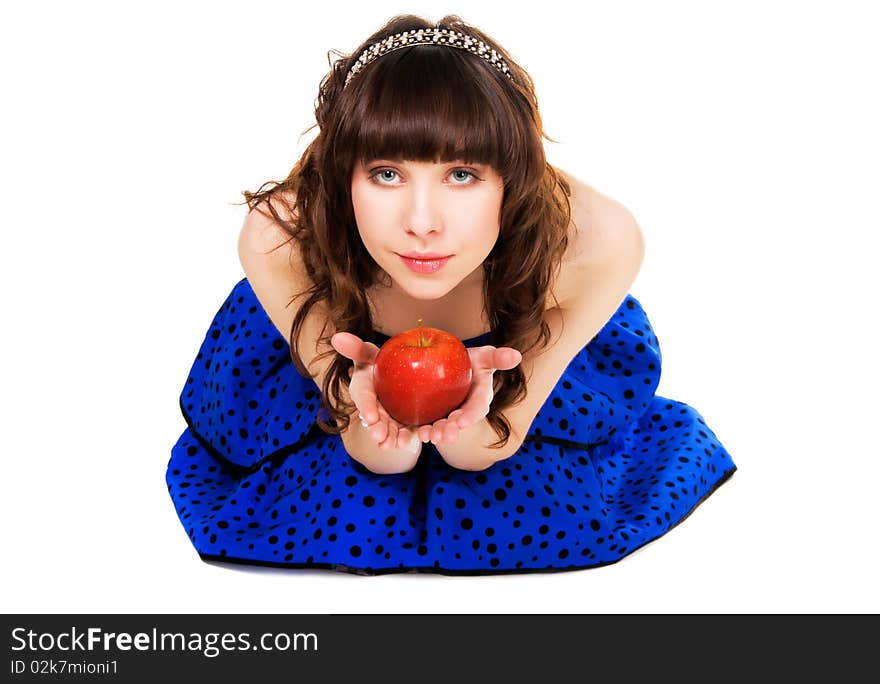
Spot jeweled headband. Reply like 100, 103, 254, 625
344, 28, 514, 89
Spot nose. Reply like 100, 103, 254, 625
404, 184, 442, 238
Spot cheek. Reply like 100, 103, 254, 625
350, 183, 366, 220
352, 180, 400, 218
473, 185, 503, 223
351, 186, 381, 238
470, 201, 502, 241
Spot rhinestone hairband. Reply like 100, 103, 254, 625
344, 28, 514, 89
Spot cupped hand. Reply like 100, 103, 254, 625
416, 344, 523, 446
330, 332, 421, 451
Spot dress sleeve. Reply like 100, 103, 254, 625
179, 278, 323, 470
524, 294, 663, 448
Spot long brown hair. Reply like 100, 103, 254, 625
242, 14, 572, 450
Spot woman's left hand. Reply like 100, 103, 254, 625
417, 345, 522, 446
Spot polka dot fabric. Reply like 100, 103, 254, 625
167, 278, 736, 574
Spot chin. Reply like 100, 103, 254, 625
391, 270, 460, 299
397, 280, 454, 301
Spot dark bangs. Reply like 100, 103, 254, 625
334, 45, 531, 178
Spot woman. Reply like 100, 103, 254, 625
167, 14, 736, 574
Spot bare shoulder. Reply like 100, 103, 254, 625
238, 189, 323, 343
550, 168, 645, 309
239, 189, 299, 255
558, 168, 642, 264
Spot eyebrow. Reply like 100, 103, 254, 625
362, 159, 486, 168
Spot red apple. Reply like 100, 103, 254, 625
374, 321, 472, 426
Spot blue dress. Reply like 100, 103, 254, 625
166, 278, 736, 574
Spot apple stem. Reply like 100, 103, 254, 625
417, 317, 426, 347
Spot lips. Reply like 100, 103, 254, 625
398, 252, 451, 260
398, 253, 452, 274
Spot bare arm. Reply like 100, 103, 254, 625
435, 174, 646, 470
237, 197, 420, 474
335, 404, 421, 475
432, 417, 516, 471
431, 308, 579, 471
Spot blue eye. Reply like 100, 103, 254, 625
368, 168, 479, 186
450, 169, 475, 184
375, 169, 398, 183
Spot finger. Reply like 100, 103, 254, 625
374, 424, 389, 447
431, 419, 447, 445
471, 345, 522, 372
456, 384, 494, 426
369, 417, 389, 445
356, 393, 381, 427
331, 332, 380, 365
350, 369, 381, 425
448, 409, 468, 431
394, 426, 407, 450
495, 347, 523, 370
443, 419, 459, 444
397, 427, 417, 450
380, 421, 398, 451
418, 425, 432, 443
470, 345, 502, 373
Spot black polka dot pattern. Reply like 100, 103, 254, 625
167, 278, 736, 574
179, 281, 320, 468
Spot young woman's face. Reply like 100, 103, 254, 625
351, 159, 504, 300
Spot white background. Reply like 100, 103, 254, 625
2, 0, 878, 614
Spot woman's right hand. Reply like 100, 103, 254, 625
330, 332, 421, 452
